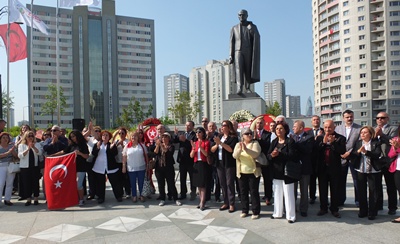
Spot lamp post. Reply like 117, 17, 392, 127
0, 6, 7, 121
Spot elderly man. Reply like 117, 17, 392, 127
206, 121, 221, 202
335, 110, 361, 207
316, 120, 346, 218
201, 117, 209, 131
308, 115, 324, 204
375, 112, 399, 215
42, 125, 68, 155
229, 9, 260, 95
292, 120, 314, 217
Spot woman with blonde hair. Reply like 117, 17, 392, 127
233, 127, 262, 219
18, 130, 42, 206
0, 132, 18, 206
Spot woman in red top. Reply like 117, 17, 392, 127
190, 127, 210, 210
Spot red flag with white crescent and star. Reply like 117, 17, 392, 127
0, 23, 27, 62
44, 152, 78, 210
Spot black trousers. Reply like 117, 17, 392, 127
86, 162, 96, 197
20, 166, 40, 199
309, 173, 317, 200
318, 170, 339, 212
377, 168, 398, 211
93, 171, 123, 200
261, 166, 273, 200
155, 166, 178, 201
338, 162, 358, 205
239, 174, 261, 215
206, 165, 220, 201
179, 162, 195, 196
357, 172, 380, 217
118, 164, 131, 195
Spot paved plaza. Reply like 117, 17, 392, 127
0, 173, 399, 244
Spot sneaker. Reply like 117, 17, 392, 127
79, 200, 85, 206
159, 200, 165, 206
175, 200, 182, 206
125, 195, 130, 199
251, 215, 259, 220
240, 213, 247, 218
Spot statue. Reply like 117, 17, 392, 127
229, 9, 260, 95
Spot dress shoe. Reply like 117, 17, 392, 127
4, 201, 13, 206
86, 195, 95, 200
33, 200, 39, 205
270, 216, 281, 219
117, 198, 123, 202
388, 210, 397, 215
391, 218, 400, 223
265, 199, 272, 206
288, 220, 295, 224
317, 210, 328, 216
331, 211, 341, 218
309, 198, 316, 204
368, 216, 376, 220
228, 206, 235, 213
97, 199, 104, 204
300, 212, 307, 217
219, 205, 229, 211
200, 206, 205, 211
358, 214, 367, 218
25, 201, 32, 206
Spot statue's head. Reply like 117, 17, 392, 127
238, 9, 248, 22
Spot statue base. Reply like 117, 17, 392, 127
223, 93, 266, 120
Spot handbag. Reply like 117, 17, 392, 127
284, 160, 302, 180
142, 176, 152, 197
8, 162, 20, 174
255, 152, 268, 166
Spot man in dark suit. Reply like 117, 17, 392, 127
253, 117, 272, 205
308, 115, 323, 204
206, 121, 220, 202
174, 121, 197, 200
375, 112, 399, 215
335, 110, 361, 206
292, 120, 314, 217
316, 120, 346, 218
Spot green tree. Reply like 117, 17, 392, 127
1, 90, 14, 119
41, 84, 66, 125
266, 101, 282, 116
168, 91, 203, 124
159, 115, 176, 125
116, 97, 153, 128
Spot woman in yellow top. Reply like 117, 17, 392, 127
233, 127, 262, 219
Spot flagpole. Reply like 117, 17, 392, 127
6, 0, 10, 129
56, 0, 60, 126
30, 0, 34, 128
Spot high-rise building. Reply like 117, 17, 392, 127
164, 74, 189, 119
28, 0, 156, 128
264, 79, 286, 115
189, 60, 235, 123
312, 0, 400, 125
306, 96, 313, 117
286, 95, 301, 118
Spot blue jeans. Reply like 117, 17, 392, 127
128, 170, 145, 197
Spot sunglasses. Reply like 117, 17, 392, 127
52, 129, 59, 132
376, 117, 387, 120
118, 132, 125, 135
28, 135, 35, 138
95, 130, 101, 132
43, 134, 50, 137
202, 121, 208, 123
243, 133, 252, 136
196, 131, 203, 134
222, 124, 227, 127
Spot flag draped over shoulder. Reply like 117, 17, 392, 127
0, 23, 27, 62
9, 0, 49, 35
44, 152, 78, 210
60, 0, 101, 7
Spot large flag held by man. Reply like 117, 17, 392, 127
0, 23, 27, 62
9, 0, 49, 35
44, 152, 78, 210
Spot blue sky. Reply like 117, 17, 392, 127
0, 0, 313, 124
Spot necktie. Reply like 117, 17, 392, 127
314, 129, 318, 137
258, 130, 261, 138
298, 135, 301, 142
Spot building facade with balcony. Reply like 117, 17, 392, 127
164, 73, 189, 120
264, 79, 286, 116
28, 0, 156, 128
312, 0, 400, 125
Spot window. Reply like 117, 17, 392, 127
391, 31, 400, 36
360, 92, 367, 97
391, 41, 400, 46
360, 83, 366, 88
359, 54, 366, 59
358, 6, 364, 12
390, 21, 400, 26
392, 51, 400, 56
345, 75, 351, 80
345, 66, 351, 71
392, 70, 400, 76
358, 16, 365, 21
343, 10, 349, 16
392, 90, 400, 95
345, 47, 351, 53
345, 85, 352, 90
360, 73, 366, 78
361, 102, 367, 107
361, 112, 367, 117
344, 38, 350, 44
343, 1, 348, 6
390, 11, 400, 16
359, 35, 365, 40
345, 57, 351, 62
359, 44, 365, 50
392, 61, 400, 66
358, 25, 365, 31
360, 64, 366, 69
346, 103, 352, 109
344, 20, 350, 25
361, 121, 367, 126
390, 2, 400, 7
346, 94, 352, 99
344, 29, 350, 34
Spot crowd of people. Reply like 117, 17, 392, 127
0, 111, 400, 224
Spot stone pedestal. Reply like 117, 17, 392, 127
223, 93, 266, 119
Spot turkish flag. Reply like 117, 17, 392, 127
0, 23, 27, 62
44, 152, 78, 210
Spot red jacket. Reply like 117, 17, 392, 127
192, 140, 210, 163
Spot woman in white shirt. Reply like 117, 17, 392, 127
18, 130, 42, 206
122, 131, 147, 203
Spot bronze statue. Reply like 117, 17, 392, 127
229, 9, 260, 95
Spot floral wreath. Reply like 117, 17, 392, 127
142, 117, 161, 127
229, 110, 255, 123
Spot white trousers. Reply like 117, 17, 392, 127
0, 165, 16, 201
272, 179, 296, 221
